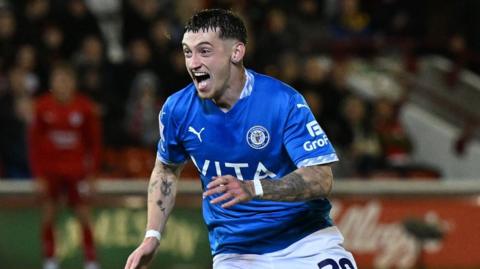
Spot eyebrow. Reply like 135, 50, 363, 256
182, 41, 214, 48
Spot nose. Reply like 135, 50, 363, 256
187, 53, 201, 70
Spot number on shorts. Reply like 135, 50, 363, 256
318, 258, 355, 269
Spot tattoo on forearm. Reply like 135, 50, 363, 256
261, 172, 307, 201
261, 167, 332, 201
156, 200, 166, 215
240, 181, 255, 198
148, 180, 158, 193
160, 177, 173, 196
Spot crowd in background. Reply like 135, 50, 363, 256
2, 0, 479, 179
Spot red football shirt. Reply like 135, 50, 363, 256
29, 92, 102, 178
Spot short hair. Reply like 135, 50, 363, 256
184, 9, 247, 44
50, 62, 77, 80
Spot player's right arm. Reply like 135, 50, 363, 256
124, 157, 184, 269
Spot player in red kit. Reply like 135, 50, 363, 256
29, 64, 102, 269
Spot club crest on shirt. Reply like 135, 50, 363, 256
246, 125, 270, 149
69, 112, 83, 127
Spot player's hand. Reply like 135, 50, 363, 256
124, 237, 159, 269
203, 175, 255, 208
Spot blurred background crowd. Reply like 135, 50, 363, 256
1, 0, 480, 180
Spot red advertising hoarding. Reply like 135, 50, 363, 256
331, 197, 480, 269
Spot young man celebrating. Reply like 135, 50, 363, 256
125, 9, 357, 269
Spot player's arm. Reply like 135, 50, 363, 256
125, 157, 184, 269
256, 164, 332, 201
205, 164, 333, 208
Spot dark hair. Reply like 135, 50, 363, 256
50, 62, 77, 79
184, 9, 247, 44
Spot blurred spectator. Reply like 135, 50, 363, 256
319, 57, 352, 125
125, 71, 162, 147
149, 17, 175, 57
296, 56, 330, 121
161, 49, 190, 97
373, 97, 413, 168
303, 90, 323, 121
0, 6, 19, 69
13, 44, 42, 94
74, 35, 108, 99
123, 0, 161, 44
0, 68, 33, 178
256, 8, 299, 71
277, 52, 302, 88
121, 39, 156, 99
17, 0, 55, 46
339, 96, 383, 177
29, 64, 101, 269
8, 68, 34, 124
293, 0, 329, 54
39, 23, 67, 70
72, 36, 109, 107
73, 35, 119, 147
329, 0, 372, 40
370, 0, 425, 39
60, 0, 102, 57
84, 0, 124, 63
148, 16, 180, 83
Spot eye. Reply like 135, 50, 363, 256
183, 48, 192, 58
200, 48, 211, 55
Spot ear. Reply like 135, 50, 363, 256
230, 42, 246, 64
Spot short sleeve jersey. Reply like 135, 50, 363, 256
157, 70, 338, 256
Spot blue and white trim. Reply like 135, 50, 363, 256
297, 153, 339, 168
239, 69, 255, 99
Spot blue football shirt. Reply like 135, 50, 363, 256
157, 70, 339, 256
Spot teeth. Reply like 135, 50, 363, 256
193, 72, 208, 77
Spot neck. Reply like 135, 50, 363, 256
213, 66, 246, 111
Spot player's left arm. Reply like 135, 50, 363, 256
205, 164, 333, 208
258, 164, 332, 201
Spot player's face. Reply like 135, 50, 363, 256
182, 29, 234, 99
51, 70, 76, 103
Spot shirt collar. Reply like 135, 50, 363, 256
239, 69, 254, 99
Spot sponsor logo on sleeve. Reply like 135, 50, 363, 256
304, 120, 329, 151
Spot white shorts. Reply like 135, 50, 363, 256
213, 226, 357, 269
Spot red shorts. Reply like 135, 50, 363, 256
41, 175, 90, 206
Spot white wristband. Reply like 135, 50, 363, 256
145, 229, 161, 242
252, 178, 263, 197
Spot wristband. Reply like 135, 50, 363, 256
252, 178, 263, 197
145, 229, 161, 242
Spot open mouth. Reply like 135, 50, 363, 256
192, 72, 211, 90
193, 72, 210, 82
